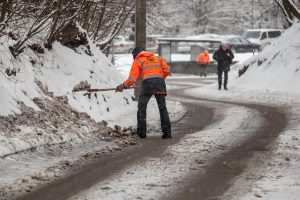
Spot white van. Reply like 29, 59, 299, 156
242, 29, 283, 48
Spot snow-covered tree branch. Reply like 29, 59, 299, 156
78, 0, 134, 53
0, 0, 135, 58
274, 0, 300, 26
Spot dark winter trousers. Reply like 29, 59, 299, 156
218, 70, 228, 89
199, 64, 208, 77
137, 94, 171, 136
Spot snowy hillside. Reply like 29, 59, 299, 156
232, 23, 300, 95
0, 32, 187, 198
0, 35, 138, 157
0, 37, 132, 120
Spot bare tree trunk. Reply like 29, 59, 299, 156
0, 0, 12, 33
82, 1, 92, 31
274, 0, 300, 26
2, 0, 134, 58
282, 0, 300, 20
0, 0, 8, 22
92, 0, 107, 41
95, 0, 134, 50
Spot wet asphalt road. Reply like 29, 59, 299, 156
168, 78, 288, 200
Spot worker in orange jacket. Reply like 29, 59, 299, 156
116, 47, 171, 139
196, 50, 210, 77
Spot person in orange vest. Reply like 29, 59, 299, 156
196, 50, 211, 77
116, 47, 171, 139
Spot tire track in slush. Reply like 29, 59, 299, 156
18, 78, 288, 200
171, 104, 287, 200
168, 82, 288, 200
69, 104, 258, 200
18, 101, 215, 200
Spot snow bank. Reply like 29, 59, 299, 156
231, 23, 300, 95
0, 35, 137, 158
0, 35, 186, 159
0, 35, 187, 197
0, 37, 133, 121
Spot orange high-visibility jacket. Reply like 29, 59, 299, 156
196, 50, 210, 64
124, 51, 170, 88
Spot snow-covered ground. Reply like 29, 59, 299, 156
71, 104, 261, 200
0, 39, 132, 119
1, 20, 299, 199
184, 23, 300, 199
0, 36, 134, 157
66, 40, 271, 200
0, 32, 186, 154
0, 98, 185, 199
0, 33, 186, 199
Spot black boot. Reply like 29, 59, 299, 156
137, 133, 146, 139
224, 84, 228, 90
162, 133, 172, 139
224, 71, 228, 90
218, 71, 222, 90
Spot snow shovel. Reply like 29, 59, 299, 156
73, 86, 140, 93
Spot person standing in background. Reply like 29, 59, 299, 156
196, 50, 210, 77
213, 43, 234, 90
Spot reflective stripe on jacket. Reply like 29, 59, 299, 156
124, 51, 170, 88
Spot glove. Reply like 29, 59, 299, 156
115, 84, 124, 92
